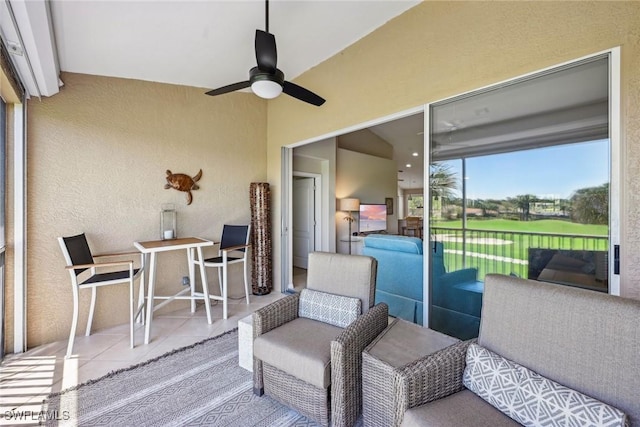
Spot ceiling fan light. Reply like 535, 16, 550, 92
251, 80, 282, 99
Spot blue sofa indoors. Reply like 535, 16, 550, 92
430, 241, 483, 340
362, 234, 482, 339
363, 234, 424, 324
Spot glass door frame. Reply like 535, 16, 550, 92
423, 47, 622, 326
0, 98, 5, 359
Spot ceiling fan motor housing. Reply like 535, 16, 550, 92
250, 67, 284, 86
250, 67, 284, 99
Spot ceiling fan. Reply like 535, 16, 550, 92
205, 0, 326, 106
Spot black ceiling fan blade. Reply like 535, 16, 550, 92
255, 29, 277, 73
283, 81, 326, 106
205, 81, 251, 96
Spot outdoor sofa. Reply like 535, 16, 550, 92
370, 274, 640, 426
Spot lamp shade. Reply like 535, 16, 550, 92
340, 198, 360, 212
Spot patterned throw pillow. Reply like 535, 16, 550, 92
298, 289, 361, 328
463, 343, 628, 427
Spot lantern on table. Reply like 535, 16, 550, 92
160, 203, 177, 240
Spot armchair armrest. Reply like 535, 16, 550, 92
253, 293, 300, 395
221, 244, 250, 252
66, 260, 134, 270
252, 293, 300, 337
94, 251, 142, 258
330, 303, 389, 427
393, 339, 475, 423
93, 252, 145, 273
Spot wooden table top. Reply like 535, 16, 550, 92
133, 237, 214, 252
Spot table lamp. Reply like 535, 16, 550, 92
339, 198, 360, 254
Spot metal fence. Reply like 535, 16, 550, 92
430, 226, 609, 280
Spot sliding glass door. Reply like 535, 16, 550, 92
426, 53, 619, 340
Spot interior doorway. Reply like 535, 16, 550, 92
292, 174, 321, 270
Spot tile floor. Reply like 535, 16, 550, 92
0, 291, 286, 426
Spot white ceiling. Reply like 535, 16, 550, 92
368, 113, 424, 190
49, 0, 419, 92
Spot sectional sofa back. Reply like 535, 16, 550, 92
363, 235, 423, 324
480, 274, 640, 425
363, 234, 423, 255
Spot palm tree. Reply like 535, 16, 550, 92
558, 198, 571, 217
430, 163, 458, 201
509, 194, 538, 221
477, 199, 501, 217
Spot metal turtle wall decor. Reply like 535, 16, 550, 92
164, 169, 202, 205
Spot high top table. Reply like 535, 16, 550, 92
134, 237, 214, 344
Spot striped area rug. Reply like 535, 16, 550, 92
42, 329, 319, 426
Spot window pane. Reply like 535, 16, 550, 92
430, 140, 610, 340
428, 56, 610, 341
407, 195, 424, 217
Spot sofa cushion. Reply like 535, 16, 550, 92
253, 317, 343, 389
400, 389, 519, 427
463, 343, 628, 427
306, 252, 376, 313
364, 234, 423, 254
479, 275, 640, 424
299, 288, 361, 328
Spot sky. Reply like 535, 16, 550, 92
440, 139, 609, 200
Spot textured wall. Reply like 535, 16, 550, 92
23, 73, 266, 348
266, 1, 640, 298
336, 148, 398, 237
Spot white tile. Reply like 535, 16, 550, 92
74, 359, 138, 386
52, 334, 123, 360
1, 289, 288, 419
137, 335, 211, 361
168, 318, 229, 337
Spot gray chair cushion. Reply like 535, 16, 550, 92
400, 390, 520, 427
306, 252, 377, 313
253, 317, 343, 389
479, 274, 640, 424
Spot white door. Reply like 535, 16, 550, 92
293, 177, 315, 269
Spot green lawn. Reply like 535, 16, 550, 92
430, 218, 608, 280
431, 218, 608, 236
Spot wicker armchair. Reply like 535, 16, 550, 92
253, 252, 389, 427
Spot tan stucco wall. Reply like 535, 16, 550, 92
4, 103, 16, 353
266, 1, 640, 299
336, 148, 398, 239
22, 73, 266, 348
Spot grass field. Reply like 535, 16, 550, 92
431, 218, 608, 236
430, 218, 609, 279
